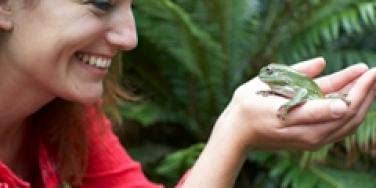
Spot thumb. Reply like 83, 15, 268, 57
291, 57, 326, 78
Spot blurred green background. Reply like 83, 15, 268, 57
114, 0, 376, 187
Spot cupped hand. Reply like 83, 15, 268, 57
214, 57, 375, 151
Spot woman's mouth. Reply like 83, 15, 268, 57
75, 52, 112, 69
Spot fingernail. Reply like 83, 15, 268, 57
354, 63, 369, 70
312, 56, 325, 62
330, 100, 347, 118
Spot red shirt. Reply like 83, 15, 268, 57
0, 108, 188, 188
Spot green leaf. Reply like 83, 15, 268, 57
310, 166, 376, 188
156, 143, 205, 180
121, 102, 166, 126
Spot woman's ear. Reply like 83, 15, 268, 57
0, 0, 13, 32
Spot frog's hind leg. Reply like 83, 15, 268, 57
278, 89, 308, 120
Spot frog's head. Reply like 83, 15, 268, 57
258, 63, 299, 86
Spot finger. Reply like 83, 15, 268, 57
325, 91, 375, 143
292, 57, 326, 78
347, 68, 376, 109
284, 99, 348, 125
315, 63, 369, 93
279, 121, 342, 150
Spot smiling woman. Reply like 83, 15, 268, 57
0, 0, 148, 187
0, 0, 375, 188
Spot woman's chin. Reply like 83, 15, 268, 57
76, 95, 102, 105
62, 89, 103, 105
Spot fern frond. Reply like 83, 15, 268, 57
345, 109, 376, 152
321, 50, 376, 73
283, 1, 376, 61
310, 166, 376, 188
300, 145, 332, 167
358, 2, 376, 25
156, 143, 204, 181
135, 0, 223, 79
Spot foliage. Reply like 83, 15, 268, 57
120, 0, 376, 187
250, 150, 376, 188
156, 143, 204, 183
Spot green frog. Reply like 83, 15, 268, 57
257, 63, 350, 120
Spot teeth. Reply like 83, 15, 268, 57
90, 56, 96, 65
76, 52, 112, 69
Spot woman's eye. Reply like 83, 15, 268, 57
84, 0, 115, 12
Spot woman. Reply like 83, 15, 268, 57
0, 0, 374, 187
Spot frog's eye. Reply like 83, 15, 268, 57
265, 67, 273, 75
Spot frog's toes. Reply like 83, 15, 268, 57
341, 95, 351, 106
343, 98, 351, 106
277, 113, 287, 120
338, 93, 351, 106
277, 106, 288, 120
256, 90, 272, 97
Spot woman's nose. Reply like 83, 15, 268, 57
105, 6, 138, 51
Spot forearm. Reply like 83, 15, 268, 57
181, 125, 248, 188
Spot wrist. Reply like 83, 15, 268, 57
213, 108, 256, 153
181, 123, 249, 188
210, 123, 250, 157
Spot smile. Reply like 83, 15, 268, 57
75, 52, 112, 69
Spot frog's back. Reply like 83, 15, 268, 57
271, 64, 324, 98
287, 69, 324, 98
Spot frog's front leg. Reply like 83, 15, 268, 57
278, 88, 308, 120
257, 90, 280, 97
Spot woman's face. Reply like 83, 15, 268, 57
1, 0, 137, 103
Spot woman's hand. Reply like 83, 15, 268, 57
181, 58, 375, 188
215, 57, 375, 151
